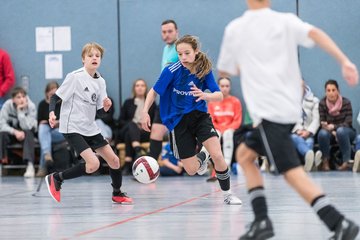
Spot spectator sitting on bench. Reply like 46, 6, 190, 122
36, 81, 65, 177
316, 79, 356, 171
159, 142, 184, 176
353, 111, 360, 172
0, 86, 37, 177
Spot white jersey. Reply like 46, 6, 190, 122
217, 8, 315, 126
56, 67, 107, 136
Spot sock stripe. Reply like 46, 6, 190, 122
312, 197, 331, 213
249, 188, 265, 202
216, 169, 230, 180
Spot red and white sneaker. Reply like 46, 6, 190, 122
112, 192, 133, 204
45, 173, 62, 202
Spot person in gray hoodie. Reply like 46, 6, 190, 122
291, 82, 320, 172
0, 86, 37, 177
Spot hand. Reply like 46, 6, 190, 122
299, 130, 310, 138
190, 86, 208, 102
14, 130, 25, 141
342, 60, 359, 86
327, 124, 335, 131
16, 98, 28, 111
103, 97, 112, 112
49, 111, 57, 128
141, 112, 151, 132
321, 121, 328, 129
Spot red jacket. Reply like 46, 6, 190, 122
0, 49, 15, 97
208, 96, 242, 133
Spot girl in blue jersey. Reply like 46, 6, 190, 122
142, 35, 241, 205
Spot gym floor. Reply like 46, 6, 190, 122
0, 172, 359, 239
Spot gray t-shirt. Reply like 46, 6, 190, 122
56, 67, 107, 136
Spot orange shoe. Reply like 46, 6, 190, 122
45, 173, 62, 202
112, 192, 133, 205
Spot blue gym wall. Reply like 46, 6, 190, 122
0, 0, 359, 130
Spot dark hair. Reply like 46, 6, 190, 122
217, 77, 231, 84
132, 78, 148, 98
325, 79, 339, 90
11, 86, 27, 98
161, 19, 178, 30
175, 35, 212, 80
45, 81, 59, 94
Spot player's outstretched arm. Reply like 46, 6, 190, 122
141, 88, 157, 132
309, 27, 359, 86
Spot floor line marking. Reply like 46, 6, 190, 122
62, 183, 244, 239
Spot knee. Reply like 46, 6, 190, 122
111, 157, 120, 169
86, 161, 100, 173
317, 129, 329, 140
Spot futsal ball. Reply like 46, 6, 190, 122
132, 156, 160, 184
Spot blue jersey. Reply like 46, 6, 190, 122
153, 61, 220, 131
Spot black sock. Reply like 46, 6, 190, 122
149, 139, 162, 159
54, 162, 86, 181
216, 168, 230, 191
110, 167, 123, 194
249, 186, 268, 221
134, 146, 143, 155
311, 195, 344, 231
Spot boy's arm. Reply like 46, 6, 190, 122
141, 88, 157, 132
0, 103, 15, 133
309, 27, 358, 86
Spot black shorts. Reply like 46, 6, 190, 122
153, 107, 163, 124
244, 120, 301, 174
63, 133, 108, 155
169, 110, 218, 159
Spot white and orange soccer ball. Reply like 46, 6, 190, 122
132, 156, 160, 184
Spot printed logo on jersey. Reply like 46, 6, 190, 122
210, 128, 216, 133
84, 87, 89, 92
188, 81, 195, 87
91, 93, 97, 102
173, 87, 194, 96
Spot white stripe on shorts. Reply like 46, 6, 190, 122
258, 123, 279, 175
171, 129, 180, 159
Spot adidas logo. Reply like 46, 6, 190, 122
84, 87, 89, 92
188, 81, 195, 86
210, 128, 216, 133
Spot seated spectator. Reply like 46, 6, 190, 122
353, 111, 360, 172
291, 82, 320, 172
95, 96, 115, 143
316, 79, 356, 171
36, 81, 65, 177
0, 87, 37, 177
208, 77, 242, 166
118, 79, 156, 174
159, 143, 184, 176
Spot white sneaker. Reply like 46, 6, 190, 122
224, 193, 242, 205
353, 151, 360, 173
197, 147, 210, 175
314, 150, 322, 168
24, 163, 35, 178
304, 150, 314, 172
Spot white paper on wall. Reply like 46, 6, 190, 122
54, 26, 71, 51
45, 54, 63, 79
36, 27, 53, 52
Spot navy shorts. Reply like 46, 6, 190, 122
169, 110, 218, 159
63, 133, 108, 155
244, 120, 301, 174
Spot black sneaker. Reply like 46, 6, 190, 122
330, 219, 359, 240
239, 217, 274, 240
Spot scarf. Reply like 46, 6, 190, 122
326, 95, 342, 116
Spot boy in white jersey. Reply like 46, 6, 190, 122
45, 42, 132, 204
217, 0, 359, 239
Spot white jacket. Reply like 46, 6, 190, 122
293, 86, 320, 135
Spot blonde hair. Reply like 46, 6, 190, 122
175, 35, 212, 80
81, 42, 105, 59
